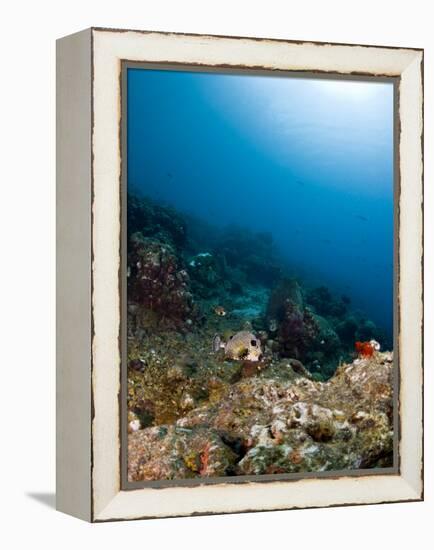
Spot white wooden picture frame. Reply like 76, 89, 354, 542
56, 27, 423, 522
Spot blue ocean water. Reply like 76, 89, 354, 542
127, 68, 394, 342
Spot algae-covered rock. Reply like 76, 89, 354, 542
266, 279, 320, 362
126, 259, 394, 481
265, 279, 348, 376
188, 252, 225, 298
128, 232, 196, 327
169, 352, 394, 476
128, 425, 238, 481
215, 226, 281, 286
238, 353, 394, 474
128, 331, 394, 480
306, 285, 349, 318
128, 193, 187, 248
127, 328, 242, 426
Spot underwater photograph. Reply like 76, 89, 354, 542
125, 66, 395, 483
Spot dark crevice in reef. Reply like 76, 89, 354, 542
220, 434, 250, 461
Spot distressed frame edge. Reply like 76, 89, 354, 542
91, 25, 424, 54
56, 27, 93, 522
396, 51, 424, 500
89, 29, 423, 522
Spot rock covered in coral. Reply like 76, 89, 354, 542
128, 193, 187, 248
127, 328, 244, 427
307, 313, 341, 360
172, 351, 393, 475
335, 315, 359, 345
188, 252, 226, 298
306, 286, 389, 352
265, 278, 345, 376
306, 286, 349, 318
128, 425, 238, 481
238, 354, 393, 474
267, 278, 304, 316
128, 351, 393, 479
215, 226, 281, 286
355, 318, 384, 344
128, 232, 196, 327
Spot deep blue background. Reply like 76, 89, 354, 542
127, 68, 394, 338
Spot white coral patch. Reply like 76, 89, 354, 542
291, 402, 310, 426
270, 418, 287, 439
128, 419, 141, 433
303, 444, 320, 456
250, 425, 273, 446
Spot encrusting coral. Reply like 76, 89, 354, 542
265, 278, 341, 374
128, 351, 393, 481
128, 232, 197, 328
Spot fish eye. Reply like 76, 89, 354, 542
251, 339, 257, 346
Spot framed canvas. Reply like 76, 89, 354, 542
56, 27, 424, 522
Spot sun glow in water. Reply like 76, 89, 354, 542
127, 69, 394, 339
312, 78, 389, 101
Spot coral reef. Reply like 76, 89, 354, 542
128, 425, 238, 480
128, 193, 187, 248
128, 232, 196, 328
128, 351, 394, 480
265, 278, 341, 373
215, 225, 282, 286
126, 192, 394, 481
187, 252, 226, 298
306, 285, 349, 318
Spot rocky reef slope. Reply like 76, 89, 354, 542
126, 193, 394, 481
128, 351, 393, 481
